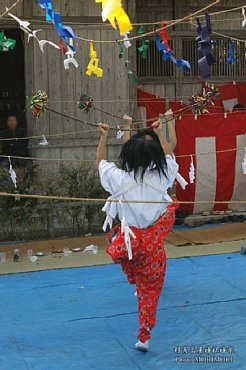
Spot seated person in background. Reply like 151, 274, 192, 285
0, 114, 32, 191
233, 104, 245, 112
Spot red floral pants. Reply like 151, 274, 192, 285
107, 203, 177, 343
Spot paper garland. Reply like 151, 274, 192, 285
96, 0, 133, 35
0, 32, 16, 51
30, 90, 48, 118
86, 42, 103, 77
196, 12, 216, 80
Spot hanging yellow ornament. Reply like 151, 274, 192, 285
86, 42, 103, 77
96, 0, 132, 35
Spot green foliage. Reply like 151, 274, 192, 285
0, 162, 107, 241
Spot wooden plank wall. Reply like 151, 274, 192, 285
18, 0, 131, 160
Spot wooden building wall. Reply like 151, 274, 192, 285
136, 0, 246, 103
1, 0, 246, 160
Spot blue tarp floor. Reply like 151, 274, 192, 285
0, 252, 245, 370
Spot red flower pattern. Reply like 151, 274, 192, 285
106, 202, 178, 343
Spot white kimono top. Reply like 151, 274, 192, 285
99, 155, 179, 229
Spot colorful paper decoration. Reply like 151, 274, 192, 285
78, 93, 94, 112
0, 32, 16, 51
38, 0, 54, 22
137, 26, 149, 59
242, 7, 246, 27
8, 12, 60, 53
38, 0, 76, 58
227, 40, 236, 65
189, 155, 195, 183
160, 23, 171, 51
190, 84, 220, 115
96, 0, 133, 35
30, 90, 48, 118
86, 42, 103, 77
196, 12, 216, 80
156, 35, 190, 69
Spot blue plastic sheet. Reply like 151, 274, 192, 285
0, 253, 245, 369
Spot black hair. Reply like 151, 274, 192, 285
119, 129, 167, 181
233, 104, 245, 111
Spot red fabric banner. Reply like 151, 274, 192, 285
137, 87, 246, 214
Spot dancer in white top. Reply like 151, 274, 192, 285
97, 111, 178, 351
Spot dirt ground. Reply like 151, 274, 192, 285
0, 234, 244, 275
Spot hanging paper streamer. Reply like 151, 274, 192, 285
125, 59, 138, 84
78, 93, 94, 112
64, 39, 79, 70
189, 155, 195, 183
117, 39, 137, 84
86, 42, 103, 77
160, 22, 171, 51
30, 90, 48, 118
242, 148, 246, 175
39, 135, 49, 147
38, 0, 54, 22
137, 26, 149, 59
227, 40, 236, 65
123, 33, 131, 49
8, 12, 60, 53
8, 157, 17, 189
116, 125, 124, 140
38, 0, 77, 62
118, 41, 124, 59
196, 12, 216, 80
0, 31, 16, 51
242, 7, 246, 27
156, 34, 190, 69
96, 0, 133, 35
175, 173, 188, 190
190, 84, 220, 115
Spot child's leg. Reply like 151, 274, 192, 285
121, 260, 136, 284
135, 243, 167, 343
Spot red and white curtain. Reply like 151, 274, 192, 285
137, 85, 246, 214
